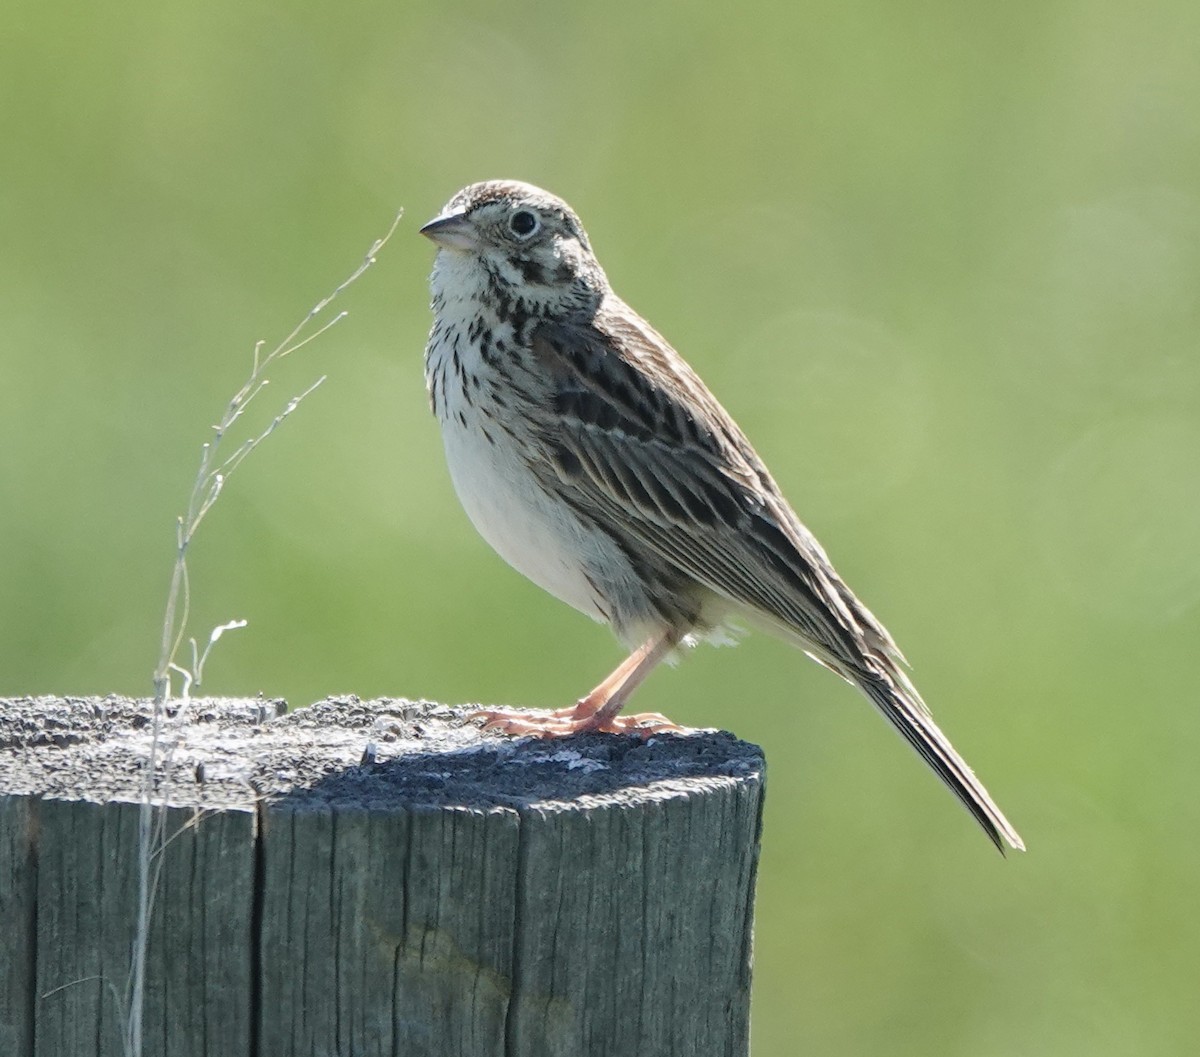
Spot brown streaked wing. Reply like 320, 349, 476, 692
527, 308, 870, 667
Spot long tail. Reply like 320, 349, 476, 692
857, 674, 1025, 853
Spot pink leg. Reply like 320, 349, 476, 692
471, 632, 682, 737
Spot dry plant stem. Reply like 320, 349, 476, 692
122, 210, 403, 1057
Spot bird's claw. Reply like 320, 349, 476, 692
469, 705, 683, 739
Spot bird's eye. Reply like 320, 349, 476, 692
509, 210, 539, 238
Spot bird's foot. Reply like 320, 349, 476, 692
469, 704, 683, 739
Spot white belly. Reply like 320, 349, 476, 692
440, 409, 623, 624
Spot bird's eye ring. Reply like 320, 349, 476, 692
509, 210, 539, 238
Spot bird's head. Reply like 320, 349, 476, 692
420, 180, 606, 315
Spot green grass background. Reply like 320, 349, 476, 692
3, 1, 1198, 1052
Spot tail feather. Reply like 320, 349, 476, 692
742, 600, 1023, 851
858, 675, 1025, 853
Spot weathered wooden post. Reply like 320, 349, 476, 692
0, 696, 765, 1056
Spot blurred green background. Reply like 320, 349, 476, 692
3, 0, 1198, 1052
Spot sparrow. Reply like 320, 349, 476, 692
420, 180, 1023, 852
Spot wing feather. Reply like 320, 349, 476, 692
529, 307, 868, 666
524, 300, 1024, 852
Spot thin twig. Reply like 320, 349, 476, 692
123, 209, 403, 1057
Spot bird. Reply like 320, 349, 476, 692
419, 179, 1024, 852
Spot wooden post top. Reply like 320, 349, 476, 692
0, 695, 765, 811
1, 696, 766, 1056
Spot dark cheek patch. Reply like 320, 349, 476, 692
509, 255, 546, 284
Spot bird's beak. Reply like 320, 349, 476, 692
419, 211, 479, 252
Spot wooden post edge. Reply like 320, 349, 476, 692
0, 695, 766, 1057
